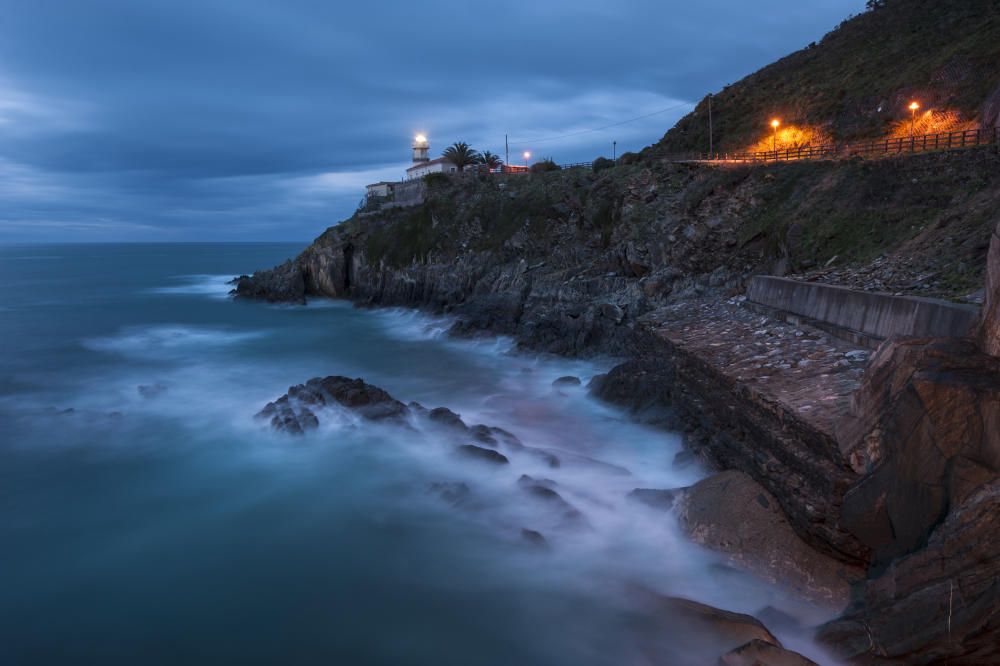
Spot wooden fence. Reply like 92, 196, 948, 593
663, 127, 997, 164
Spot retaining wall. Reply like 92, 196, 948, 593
746, 276, 980, 348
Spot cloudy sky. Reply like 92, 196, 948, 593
0, 0, 865, 243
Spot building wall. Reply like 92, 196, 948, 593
406, 161, 458, 179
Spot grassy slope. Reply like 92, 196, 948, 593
655, 0, 1000, 154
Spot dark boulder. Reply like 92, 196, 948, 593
455, 444, 509, 465
669, 471, 863, 609
519, 528, 549, 548
718, 639, 818, 666
552, 375, 582, 387
627, 488, 680, 510
257, 376, 410, 432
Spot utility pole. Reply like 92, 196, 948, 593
505, 134, 509, 171
708, 94, 714, 157
613, 141, 617, 161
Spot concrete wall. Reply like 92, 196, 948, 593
747, 276, 980, 346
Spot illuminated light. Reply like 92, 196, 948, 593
414, 134, 428, 144
771, 119, 781, 129
909, 102, 920, 111
523, 151, 531, 159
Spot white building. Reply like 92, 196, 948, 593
405, 135, 457, 179
365, 181, 395, 199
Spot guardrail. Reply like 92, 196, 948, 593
662, 127, 997, 164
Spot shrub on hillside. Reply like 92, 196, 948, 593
530, 158, 560, 173
423, 172, 451, 189
592, 157, 615, 172
617, 151, 640, 165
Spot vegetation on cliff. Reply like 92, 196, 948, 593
657, 0, 1000, 154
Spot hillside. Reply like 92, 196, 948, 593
656, 0, 1000, 154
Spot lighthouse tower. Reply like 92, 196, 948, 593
412, 134, 430, 163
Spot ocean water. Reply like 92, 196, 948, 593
0, 243, 836, 665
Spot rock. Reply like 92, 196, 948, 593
599, 303, 625, 324
518, 475, 588, 528
427, 406, 466, 429
629, 593, 784, 664
672, 449, 697, 469
718, 639, 818, 666
552, 375, 582, 387
257, 376, 411, 432
836, 337, 1000, 564
427, 481, 471, 506
627, 488, 679, 510
671, 471, 863, 609
233, 259, 306, 304
519, 528, 548, 548
820, 481, 1000, 664
455, 444, 509, 465
981, 221, 1000, 356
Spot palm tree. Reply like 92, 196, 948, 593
478, 151, 504, 170
442, 142, 481, 172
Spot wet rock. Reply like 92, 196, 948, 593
552, 375, 582, 387
672, 449, 697, 469
258, 376, 411, 432
629, 592, 783, 664
627, 488, 679, 510
671, 471, 863, 609
718, 639, 818, 666
519, 528, 548, 548
518, 476, 587, 528
427, 481, 471, 507
233, 260, 306, 304
427, 407, 466, 430
456, 444, 509, 465
469, 424, 522, 449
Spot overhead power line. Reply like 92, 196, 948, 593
507, 101, 695, 146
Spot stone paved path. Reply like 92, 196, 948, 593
641, 297, 870, 439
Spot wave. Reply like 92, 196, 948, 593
148, 274, 235, 299
84, 324, 267, 357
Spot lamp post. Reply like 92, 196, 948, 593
613, 141, 617, 162
770, 119, 780, 153
523, 151, 531, 169
909, 101, 920, 138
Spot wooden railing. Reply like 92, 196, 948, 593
663, 127, 997, 164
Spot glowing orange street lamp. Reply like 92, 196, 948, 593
770, 119, 780, 152
523, 151, 531, 168
909, 101, 920, 138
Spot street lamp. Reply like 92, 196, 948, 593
770, 119, 780, 152
909, 101, 920, 138
523, 151, 531, 168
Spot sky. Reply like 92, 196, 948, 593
0, 0, 867, 243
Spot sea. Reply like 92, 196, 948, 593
0, 243, 838, 665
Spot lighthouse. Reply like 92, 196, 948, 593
412, 134, 430, 163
